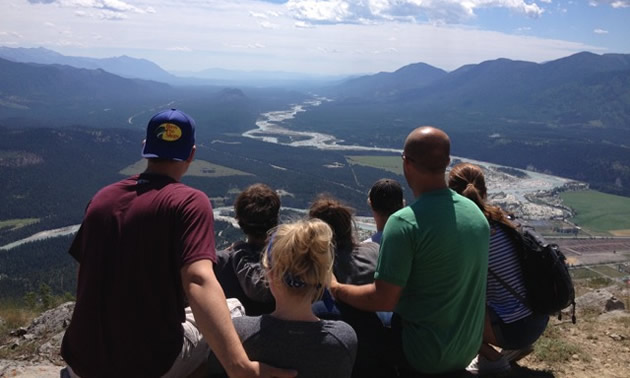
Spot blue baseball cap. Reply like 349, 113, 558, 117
142, 109, 196, 161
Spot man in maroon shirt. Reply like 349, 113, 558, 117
61, 109, 295, 378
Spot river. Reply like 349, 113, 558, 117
241, 96, 572, 199
1, 97, 573, 250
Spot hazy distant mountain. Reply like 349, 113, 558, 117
330, 62, 447, 99
172, 67, 351, 87
0, 46, 352, 87
330, 52, 630, 107
0, 46, 177, 83
404, 52, 630, 107
0, 57, 171, 127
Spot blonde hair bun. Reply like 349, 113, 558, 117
263, 219, 334, 302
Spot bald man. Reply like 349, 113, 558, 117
331, 127, 489, 376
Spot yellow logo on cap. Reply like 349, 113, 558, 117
156, 123, 182, 142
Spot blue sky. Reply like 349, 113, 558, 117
1, 0, 629, 74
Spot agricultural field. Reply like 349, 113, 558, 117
345, 155, 402, 175
554, 238, 630, 265
560, 190, 630, 236
0, 219, 39, 232
570, 267, 600, 280
120, 159, 252, 178
590, 265, 628, 279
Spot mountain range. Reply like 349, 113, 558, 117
0, 48, 629, 197
327, 52, 630, 127
1, 47, 629, 302
0, 47, 346, 87
0, 47, 177, 83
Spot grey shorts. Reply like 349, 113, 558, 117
64, 298, 245, 378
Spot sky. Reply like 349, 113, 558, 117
1, 0, 629, 75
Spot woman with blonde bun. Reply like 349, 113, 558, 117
209, 219, 357, 378
448, 163, 548, 375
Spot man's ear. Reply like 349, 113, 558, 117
186, 145, 196, 163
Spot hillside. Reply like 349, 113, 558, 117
0, 46, 177, 83
327, 62, 447, 99
0, 57, 173, 127
292, 52, 630, 196
1, 278, 627, 377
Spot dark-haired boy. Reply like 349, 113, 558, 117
214, 183, 280, 315
363, 178, 404, 244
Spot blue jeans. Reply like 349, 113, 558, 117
488, 307, 549, 350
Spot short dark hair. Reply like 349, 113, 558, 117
368, 179, 403, 217
234, 184, 280, 239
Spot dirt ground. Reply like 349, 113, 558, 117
2, 283, 629, 378
502, 283, 630, 378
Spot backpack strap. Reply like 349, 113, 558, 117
488, 267, 529, 307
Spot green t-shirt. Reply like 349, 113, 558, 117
375, 188, 489, 373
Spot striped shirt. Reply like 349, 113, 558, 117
487, 221, 533, 323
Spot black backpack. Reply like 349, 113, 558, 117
489, 224, 576, 324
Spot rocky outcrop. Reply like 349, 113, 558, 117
575, 288, 626, 314
0, 359, 61, 377
0, 302, 74, 377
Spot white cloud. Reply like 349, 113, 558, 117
28, 0, 151, 19
593, 28, 609, 34
100, 0, 137, 12
44, 22, 56, 27
227, 42, 266, 49
250, 11, 269, 19
167, 46, 192, 52
97, 9, 128, 20
539, 0, 552, 3
589, 0, 630, 7
294, 21, 313, 28
0, 31, 24, 38
285, 0, 544, 24
259, 20, 280, 29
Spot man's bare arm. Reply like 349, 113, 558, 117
330, 277, 403, 312
181, 259, 296, 378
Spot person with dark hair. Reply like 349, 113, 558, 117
214, 183, 280, 315
331, 126, 490, 377
60, 110, 295, 378
309, 194, 394, 377
308, 194, 379, 285
209, 219, 357, 378
448, 163, 548, 374
364, 178, 404, 244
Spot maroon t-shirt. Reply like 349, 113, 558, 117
61, 173, 216, 377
